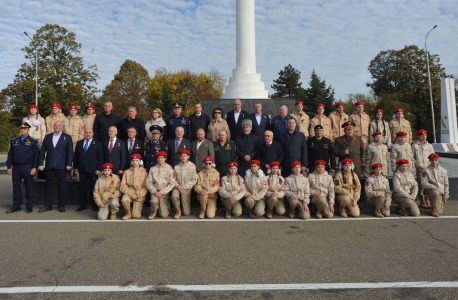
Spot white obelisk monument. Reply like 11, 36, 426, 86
221, 0, 269, 99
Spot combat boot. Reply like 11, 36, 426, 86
289, 208, 295, 218
174, 208, 181, 219
110, 213, 117, 220
226, 208, 232, 219
199, 208, 205, 219
148, 210, 156, 220
374, 206, 383, 218
431, 205, 439, 217
340, 207, 347, 218
122, 210, 131, 220
267, 208, 273, 219
419, 195, 427, 209
397, 207, 408, 216
249, 208, 256, 219
425, 196, 431, 208
316, 209, 322, 219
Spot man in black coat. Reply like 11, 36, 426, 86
93, 101, 121, 142
236, 119, 261, 176
73, 128, 104, 211
255, 130, 284, 173
188, 103, 210, 141
279, 118, 308, 177
226, 99, 249, 142
117, 106, 146, 142
102, 126, 126, 176
250, 102, 271, 138
166, 126, 191, 168
306, 125, 336, 174
124, 127, 145, 170
38, 120, 73, 212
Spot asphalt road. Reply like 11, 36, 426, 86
0, 175, 458, 299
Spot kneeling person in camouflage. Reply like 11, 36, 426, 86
265, 161, 286, 219
244, 160, 268, 218
170, 149, 198, 219
121, 154, 148, 220
421, 153, 449, 217
308, 160, 335, 219
284, 161, 310, 219
334, 158, 361, 218
365, 163, 391, 218
218, 162, 246, 219
392, 159, 419, 216
94, 163, 121, 221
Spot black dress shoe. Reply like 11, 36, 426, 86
59, 207, 66, 213
26, 208, 33, 213
38, 207, 52, 213
76, 206, 87, 212
6, 208, 21, 214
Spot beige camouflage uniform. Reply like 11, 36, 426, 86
265, 174, 286, 216
334, 171, 361, 217
365, 173, 392, 217
389, 118, 413, 144
171, 162, 198, 216
391, 141, 415, 173
310, 115, 333, 141
411, 140, 434, 199
82, 114, 96, 130
366, 142, 389, 175
329, 111, 349, 140
45, 113, 69, 134
308, 171, 335, 218
284, 173, 311, 219
392, 170, 419, 216
194, 168, 220, 219
146, 163, 175, 218
218, 174, 246, 217
350, 111, 371, 156
244, 171, 268, 217
94, 174, 122, 221
421, 164, 449, 216
291, 111, 310, 139
67, 115, 85, 151
120, 167, 148, 219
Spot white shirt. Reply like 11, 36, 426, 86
255, 113, 262, 125
52, 132, 62, 148
234, 110, 241, 123
84, 138, 93, 150
196, 139, 204, 150
108, 137, 117, 151
196, 113, 201, 117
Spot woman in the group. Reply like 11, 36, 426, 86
334, 158, 361, 218
308, 160, 335, 219
244, 160, 268, 218
194, 156, 220, 219
392, 159, 419, 216
145, 108, 166, 143
284, 161, 310, 220
265, 161, 286, 219
369, 108, 391, 146
207, 107, 230, 142
23, 104, 46, 147
218, 162, 246, 219
365, 163, 391, 218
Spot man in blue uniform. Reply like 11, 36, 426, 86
145, 125, 168, 172
164, 102, 191, 141
271, 105, 296, 141
6, 122, 39, 213
306, 125, 336, 173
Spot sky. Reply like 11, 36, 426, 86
0, 0, 457, 101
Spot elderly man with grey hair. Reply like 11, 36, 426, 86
255, 130, 284, 173
270, 105, 296, 141
117, 106, 146, 142
236, 119, 261, 176
214, 129, 236, 177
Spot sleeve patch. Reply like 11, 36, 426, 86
334, 180, 340, 186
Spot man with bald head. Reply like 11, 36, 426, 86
102, 126, 126, 176
167, 126, 191, 168
226, 99, 249, 142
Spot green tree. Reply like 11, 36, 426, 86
304, 70, 335, 115
343, 91, 379, 117
0, 93, 18, 152
271, 64, 304, 98
1, 24, 99, 121
101, 59, 151, 120
367, 45, 451, 140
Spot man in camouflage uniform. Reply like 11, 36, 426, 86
284, 161, 311, 220
349, 101, 371, 158
329, 101, 349, 141
67, 105, 85, 180
82, 104, 96, 131
310, 103, 333, 141
365, 131, 389, 175
389, 108, 413, 144
120, 154, 148, 220
290, 101, 310, 139
45, 103, 69, 134
391, 132, 414, 173
421, 153, 449, 217
412, 129, 435, 208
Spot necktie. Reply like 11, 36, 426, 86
175, 138, 180, 152
84, 140, 89, 153
109, 139, 114, 154
129, 140, 133, 153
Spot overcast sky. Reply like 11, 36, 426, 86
1, 0, 457, 100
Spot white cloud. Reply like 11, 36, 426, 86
0, 0, 457, 101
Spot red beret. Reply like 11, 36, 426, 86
341, 158, 352, 165
178, 149, 190, 156
249, 160, 261, 165
428, 153, 439, 160
291, 161, 302, 168
396, 131, 408, 137
371, 163, 383, 169
69, 105, 78, 110
86, 104, 95, 110
354, 101, 364, 107
154, 151, 167, 158
228, 162, 238, 168
416, 129, 427, 136
373, 108, 383, 114
314, 160, 327, 166
396, 159, 409, 165
130, 154, 142, 160
203, 156, 213, 163
51, 103, 61, 109
29, 105, 39, 109
270, 161, 280, 167
334, 102, 344, 108
372, 131, 382, 137
101, 163, 113, 170
394, 108, 404, 113
294, 101, 304, 106
315, 103, 325, 110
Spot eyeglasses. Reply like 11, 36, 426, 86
214, 112, 221, 114
205, 162, 213, 165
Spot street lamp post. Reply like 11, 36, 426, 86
24, 31, 38, 106
425, 25, 438, 143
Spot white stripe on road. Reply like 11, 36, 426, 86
1, 282, 458, 293
1, 215, 458, 223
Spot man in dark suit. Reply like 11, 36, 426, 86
226, 99, 249, 142
236, 119, 261, 176
73, 128, 104, 211
145, 125, 168, 172
93, 101, 120, 142
256, 130, 284, 174
306, 125, 336, 174
279, 118, 308, 178
188, 103, 210, 142
38, 120, 73, 212
191, 128, 215, 172
167, 126, 191, 167
250, 102, 271, 138
124, 127, 144, 170
117, 106, 146, 142
102, 126, 126, 176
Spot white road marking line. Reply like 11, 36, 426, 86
0, 216, 458, 223
1, 282, 458, 293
